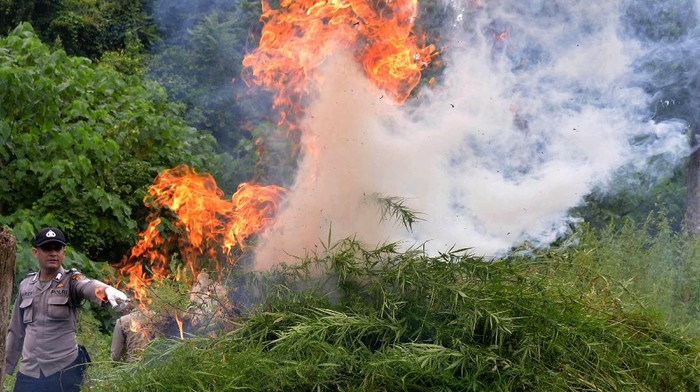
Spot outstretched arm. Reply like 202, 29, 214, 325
70, 272, 129, 309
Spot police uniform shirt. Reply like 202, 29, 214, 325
4, 267, 110, 378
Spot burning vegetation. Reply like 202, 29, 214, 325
114, 165, 285, 336
113, 0, 437, 338
71, 1, 700, 390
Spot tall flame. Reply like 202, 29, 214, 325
175, 314, 184, 340
242, 0, 437, 133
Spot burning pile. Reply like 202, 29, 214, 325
115, 0, 437, 334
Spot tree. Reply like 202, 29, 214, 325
0, 0, 157, 60
147, 1, 265, 191
621, 0, 700, 233
0, 226, 16, 390
0, 23, 223, 265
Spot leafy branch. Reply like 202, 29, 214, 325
364, 192, 424, 232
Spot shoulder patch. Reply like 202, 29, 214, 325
22, 272, 37, 283
71, 273, 85, 282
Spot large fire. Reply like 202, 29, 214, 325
242, 0, 437, 134
115, 0, 436, 331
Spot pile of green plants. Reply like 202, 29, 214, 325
84, 226, 700, 391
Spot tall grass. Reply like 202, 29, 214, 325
85, 220, 700, 391
537, 211, 700, 336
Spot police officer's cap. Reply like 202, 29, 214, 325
33, 227, 67, 247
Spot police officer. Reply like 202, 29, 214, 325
4, 227, 129, 392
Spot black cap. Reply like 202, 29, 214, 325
33, 227, 67, 247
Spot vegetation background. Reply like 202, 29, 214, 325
0, 0, 699, 390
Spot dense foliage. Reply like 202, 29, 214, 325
0, 0, 156, 60
563, 214, 700, 335
79, 220, 700, 391
0, 23, 223, 266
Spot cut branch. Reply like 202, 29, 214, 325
365, 192, 423, 232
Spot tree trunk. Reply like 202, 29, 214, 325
0, 227, 16, 388
685, 123, 700, 235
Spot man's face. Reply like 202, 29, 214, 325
33, 242, 65, 273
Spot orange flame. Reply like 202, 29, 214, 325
242, 0, 437, 132
95, 286, 107, 303
129, 317, 141, 333
116, 165, 286, 305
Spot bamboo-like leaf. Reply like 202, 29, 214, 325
364, 192, 424, 232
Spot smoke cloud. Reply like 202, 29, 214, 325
253, 0, 695, 267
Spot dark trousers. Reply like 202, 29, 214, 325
13, 346, 90, 392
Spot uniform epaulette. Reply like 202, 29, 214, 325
25, 271, 37, 277
69, 268, 86, 282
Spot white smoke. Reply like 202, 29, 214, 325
253, 0, 691, 268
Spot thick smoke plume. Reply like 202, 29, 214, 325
254, 0, 695, 267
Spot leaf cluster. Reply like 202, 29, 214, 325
547, 211, 700, 336
0, 0, 157, 60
